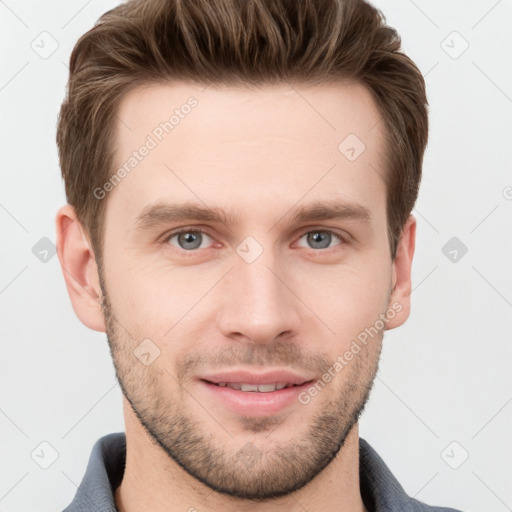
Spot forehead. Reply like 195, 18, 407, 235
108, 80, 387, 226
116, 80, 384, 151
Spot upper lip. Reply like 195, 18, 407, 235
199, 369, 315, 386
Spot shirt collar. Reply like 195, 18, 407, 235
63, 433, 125, 512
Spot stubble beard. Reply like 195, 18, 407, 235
99, 273, 382, 501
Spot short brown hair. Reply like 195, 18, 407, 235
56, 0, 428, 262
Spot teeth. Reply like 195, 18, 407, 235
240, 383, 259, 392
257, 384, 277, 392
216, 382, 294, 392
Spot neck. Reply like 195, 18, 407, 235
115, 401, 366, 512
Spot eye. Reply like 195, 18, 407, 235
296, 229, 344, 250
166, 229, 214, 251
164, 227, 346, 253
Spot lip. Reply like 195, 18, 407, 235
199, 369, 315, 386
197, 369, 316, 417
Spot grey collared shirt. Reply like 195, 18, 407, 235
62, 433, 464, 512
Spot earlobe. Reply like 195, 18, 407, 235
386, 215, 416, 331
55, 204, 106, 332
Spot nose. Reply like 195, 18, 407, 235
216, 246, 302, 345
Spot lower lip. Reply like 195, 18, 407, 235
198, 380, 313, 417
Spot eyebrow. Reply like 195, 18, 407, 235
133, 199, 373, 231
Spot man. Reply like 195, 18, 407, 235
55, 0, 464, 510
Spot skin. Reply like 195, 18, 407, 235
56, 81, 415, 512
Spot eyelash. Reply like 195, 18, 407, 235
163, 227, 346, 253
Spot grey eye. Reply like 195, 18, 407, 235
168, 230, 212, 250
297, 230, 342, 250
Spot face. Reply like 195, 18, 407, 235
96, 81, 404, 499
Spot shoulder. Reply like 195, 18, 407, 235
359, 437, 467, 512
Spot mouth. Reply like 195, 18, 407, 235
202, 381, 310, 392
197, 372, 315, 417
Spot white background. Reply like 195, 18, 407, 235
1, 1, 511, 511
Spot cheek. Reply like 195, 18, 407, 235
294, 256, 391, 334
106, 258, 217, 346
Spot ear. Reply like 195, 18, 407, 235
385, 215, 416, 330
55, 204, 106, 332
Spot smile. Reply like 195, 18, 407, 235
196, 369, 316, 416
212, 382, 302, 392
